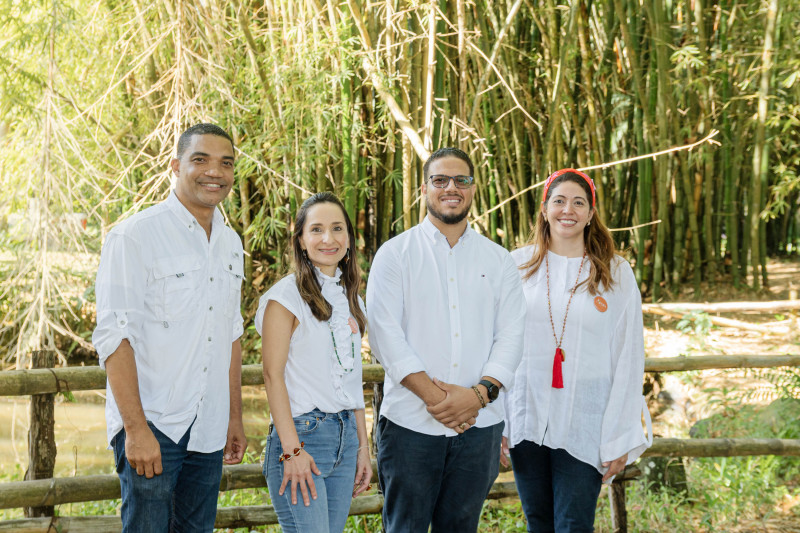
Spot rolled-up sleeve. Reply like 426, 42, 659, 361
92, 231, 147, 368
600, 265, 650, 464
366, 244, 427, 384
481, 253, 526, 388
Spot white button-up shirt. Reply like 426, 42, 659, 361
366, 217, 526, 436
92, 191, 244, 453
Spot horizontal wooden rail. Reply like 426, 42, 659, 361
0, 483, 523, 532
643, 354, 800, 372
0, 483, 526, 531
643, 306, 779, 333
642, 438, 800, 457
642, 299, 800, 313
3, 355, 800, 397
2, 438, 798, 510
0, 494, 386, 532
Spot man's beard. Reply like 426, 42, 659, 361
427, 196, 471, 225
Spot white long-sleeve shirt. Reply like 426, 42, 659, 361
92, 191, 244, 453
366, 217, 526, 436
504, 246, 652, 474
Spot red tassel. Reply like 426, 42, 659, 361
552, 347, 564, 388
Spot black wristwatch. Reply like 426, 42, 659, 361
478, 379, 500, 403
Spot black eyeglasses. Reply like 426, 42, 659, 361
428, 175, 474, 189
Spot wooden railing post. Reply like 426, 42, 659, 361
370, 355, 383, 456
609, 479, 627, 533
24, 350, 57, 518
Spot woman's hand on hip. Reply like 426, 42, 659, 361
280, 451, 321, 506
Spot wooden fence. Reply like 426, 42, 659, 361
2, 355, 800, 532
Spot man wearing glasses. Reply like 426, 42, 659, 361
367, 147, 526, 531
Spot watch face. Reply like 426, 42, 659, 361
481, 380, 499, 401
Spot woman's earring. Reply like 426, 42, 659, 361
342, 248, 351, 264
302, 249, 310, 261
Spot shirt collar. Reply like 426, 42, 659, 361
315, 266, 342, 286
166, 190, 225, 233
420, 216, 472, 245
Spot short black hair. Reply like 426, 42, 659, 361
423, 147, 474, 180
176, 123, 234, 158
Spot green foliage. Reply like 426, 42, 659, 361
676, 311, 714, 351
1, 0, 799, 362
478, 500, 527, 531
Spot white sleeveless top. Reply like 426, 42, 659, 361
255, 268, 366, 417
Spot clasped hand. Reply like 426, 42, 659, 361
426, 378, 480, 433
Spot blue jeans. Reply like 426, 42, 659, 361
263, 409, 358, 533
376, 416, 503, 533
509, 440, 602, 533
111, 421, 223, 533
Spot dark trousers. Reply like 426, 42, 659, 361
376, 416, 503, 533
510, 440, 602, 533
112, 422, 223, 533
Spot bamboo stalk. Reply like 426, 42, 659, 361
345, 0, 429, 161
749, 0, 777, 288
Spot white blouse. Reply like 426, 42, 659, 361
255, 268, 366, 417
504, 246, 652, 475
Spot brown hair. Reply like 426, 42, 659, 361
292, 192, 367, 333
519, 172, 615, 295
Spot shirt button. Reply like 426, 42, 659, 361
453, 363, 458, 368
207, 337, 212, 342
228, 264, 232, 270
163, 321, 169, 328
450, 278, 454, 282
452, 305, 456, 309
209, 306, 213, 311
454, 333, 460, 337
203, 367, 208, 372
210, 277, 214, 282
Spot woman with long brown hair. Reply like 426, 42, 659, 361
502, 169, 651, 532
256, 192, 371, 532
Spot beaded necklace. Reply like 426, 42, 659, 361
328, 320, 356, 373
545, 249, 587, 389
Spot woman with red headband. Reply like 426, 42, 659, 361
502, 169, 652, 532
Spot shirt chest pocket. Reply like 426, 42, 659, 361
221, 255, 244, 318
151, 256, 203, 322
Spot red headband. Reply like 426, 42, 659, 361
542, 168, 596, 207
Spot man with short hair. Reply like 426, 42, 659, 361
366, 147, 526, 532
93, 123, 247, 532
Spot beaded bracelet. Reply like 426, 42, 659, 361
279, 441, 305, 463
472, 385, 487, 409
